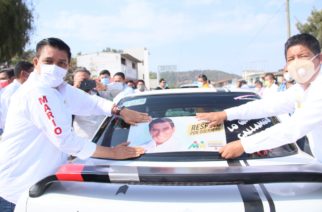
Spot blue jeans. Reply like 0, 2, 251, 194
0, 196, 15, 212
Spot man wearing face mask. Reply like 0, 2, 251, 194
0, 68, 15, 136
262, 73, 278, 98
0, 61, 33, 131
135, 79, 147, 93
99, 69, 111, 85
0, 38, 151, 211
196, 33, 322, 161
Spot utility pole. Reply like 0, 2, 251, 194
286, 0, 291, 38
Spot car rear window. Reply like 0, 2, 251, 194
94, 92, 297, 161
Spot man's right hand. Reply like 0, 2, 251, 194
196, 111, 227, 128
120, 108, 151, 125
92, 142, 145, 159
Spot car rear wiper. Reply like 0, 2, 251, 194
29, 163, 322, 198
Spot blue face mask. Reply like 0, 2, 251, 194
101, 78, 110, 85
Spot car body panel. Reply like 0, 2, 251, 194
15, 89, 322, 212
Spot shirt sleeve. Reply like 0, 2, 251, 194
58, 83, 114, 116
225, 87, 297, 121
29, 88, 97, 159
240, 83, 322, 153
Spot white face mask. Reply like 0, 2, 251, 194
138, 85, 145, 91
39, 64, 67, 88
287, 54, 320, 84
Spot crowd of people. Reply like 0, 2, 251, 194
0, 33, 321, 212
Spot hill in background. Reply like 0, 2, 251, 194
157, 70, 241, 87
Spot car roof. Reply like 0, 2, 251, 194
127, 88, 256, 98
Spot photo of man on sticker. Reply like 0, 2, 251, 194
141, 118, 178, 153
128, 116, 227, 153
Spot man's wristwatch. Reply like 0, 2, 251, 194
112, 105, 125, 116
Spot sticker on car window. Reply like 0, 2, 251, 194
127, 116, 226, 153
123, 98, 147, 107
224, 118, 273, 142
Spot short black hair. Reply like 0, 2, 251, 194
198, 74, 208, 82
159, 78, 166, 83
149, 118, 175, 131
137, 79, 145, 84
255, 80, 263, 87
0, 68, 14, 79
264, 73, 275, 80
113, 72, 125, 80
14, 61, 33, 78
36, 37, 71, 62
73, 67, 91, 77
99, 69, 110, 76
284, 33, 321, 59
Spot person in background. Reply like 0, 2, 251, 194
112, 72, 134, 103
99, 69, 111, 86
127, 80, 136, 89
0, 61, 34, 131
236, 79, 249, 89
0, 68, 15, 90
197, 74, 212, 88
135, 79, 147, 93
155, 78, 169, 90
72, 67, 91, 89
196, 33, 322, 161
0, 37, 151, 211
282, 66, 296, 90
254, 80, 264, 97
262, 73, 278, 98
72, 67, 105, 139
0, 68, 15, 135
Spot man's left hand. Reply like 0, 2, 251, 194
219, 140, 245, 159
120, 108, 151, 125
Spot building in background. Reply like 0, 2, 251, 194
242, 70, 266, 84
76, 48, 149, 86
124, 48, 150, 89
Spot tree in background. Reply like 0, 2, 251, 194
0, 0, 34, 63
10, 49, 35, 65
296, 9, 322, 47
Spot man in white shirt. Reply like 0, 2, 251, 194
0, 68, 15, 134
196, 33, 322, 162
262, 73, 279, 98
72, 67, 105, 140
0, 61, 33, 130
0, 37, 151, 211
112, 72, 135, 104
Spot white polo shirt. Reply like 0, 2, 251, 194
225, 74, 322, 162
0, 72, 113, 203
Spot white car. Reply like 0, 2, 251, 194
16, 89, 322, 212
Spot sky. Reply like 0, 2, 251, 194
27, 0, 322, 75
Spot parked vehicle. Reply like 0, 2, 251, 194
16, 88, 322, 212
179, 83, 199, 88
